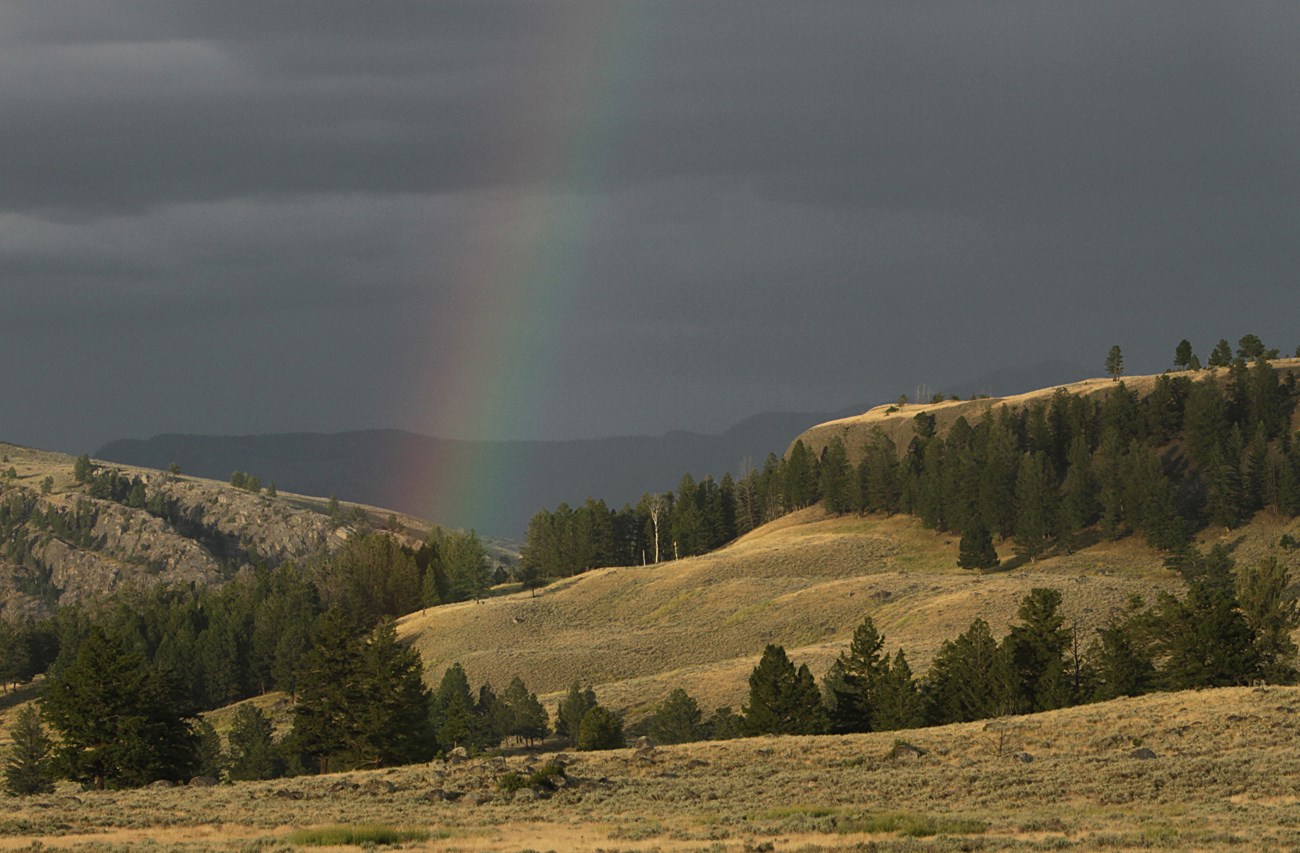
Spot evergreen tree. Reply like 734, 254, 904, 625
193, 719, 224, 779
1105, 345, 1124, 381
861, 428, 901, 514
1208, 338, 1233, 368
430, 663, 477, 751
1174, 339, 1194, 370
1087, 621, 1155, 701
871, 650, 925, 731
441, 530, 491, 602
354, 623, 434, 766
977, 413, 1018, 538
557, 682, 598, 746
3, 705, 55, 796
576, 705, 625, 750
1237, 333, 1268, 360
1057, 435, 1097, 552
1005, 589, 1071, 711
1151, 572, 1259, 689
924, 619, 1014, 723
783, 441, 819, 510
743, 645, 826, 735
818, 438, 853, 515
286, 610, 364, 774
501, 676, 548, 746
957, 520, 999, 572
43, 628, 197, 789
646, 688, 706, 745
822, 616, 888, 733
1236, 558, 1299, 682
473, 684, 509, 749
1013, 452, 1056, 561
226, 705, 283, 781
73, 454, 94, 483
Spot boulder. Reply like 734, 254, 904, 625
1012, 752, 1034, 764
886, 741, 927, 762
1130, 747, 1158, 760
188, 775, 219, 787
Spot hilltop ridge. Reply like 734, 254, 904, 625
793, 359, 1300, 462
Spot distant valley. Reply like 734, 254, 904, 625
96, 360, 1089, 537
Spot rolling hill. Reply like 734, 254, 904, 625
397, 362, 1300, 721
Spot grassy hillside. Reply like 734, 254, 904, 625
397, 503, 1298, 719
4, 685, 1300, 850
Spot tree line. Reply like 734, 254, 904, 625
519, 351, 1299, 582
638, 544, 1297, 744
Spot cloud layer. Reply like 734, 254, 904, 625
2, 2, 1298, 452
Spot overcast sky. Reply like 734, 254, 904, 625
3, 2, 1299, 453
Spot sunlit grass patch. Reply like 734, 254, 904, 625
285, 824, 433, 846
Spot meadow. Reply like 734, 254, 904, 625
4, 685, 1300, 851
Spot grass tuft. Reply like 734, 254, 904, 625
285, 824, 431, 846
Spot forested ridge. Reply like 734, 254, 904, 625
522, 352, 1300, 576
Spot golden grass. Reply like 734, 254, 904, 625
399, 507, 1194, 719
4, 685, 1300, 850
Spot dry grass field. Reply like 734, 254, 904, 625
5, 685, 1300, 851
397, 505, 1237, 721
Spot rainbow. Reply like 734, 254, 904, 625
397, 7, 651, 535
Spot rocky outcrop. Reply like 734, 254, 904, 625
0, 457, 353, 620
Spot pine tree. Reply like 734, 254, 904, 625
430, 663, 477, 751
957, 520, 999, 572
1105, 345, 1124, 381
783, 441, 819, 510
1208, 338, 1233, 368
3, 705, 55, 796
1236, 558, 1300, 682
1087, 621, 1155, 701
286, 610, 364, 774
646, 688, 706, 745
871, 650, 925, 731
501, 676, 548, 746
1174, 339, 1194, 370
354, 623, 434, 766
227, 705, 283, 781
43, 628, 197, 789
1152, 569, 1259, 689
977, 413, 1017, 538
1057, 435, 1097, 552
1005, 589, 1071, 711
925, 619, 1020, 723
818, 438, 853, 515
822, 617, 888, 733
1013, 451, 1056, 561
743, 645, 826, 735
861, 428, 901, 514
557, 682, 598, 746
576, 705, 624, 750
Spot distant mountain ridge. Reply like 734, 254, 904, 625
96, 361, 1090, 538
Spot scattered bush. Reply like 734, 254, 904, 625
286, 824, 430, 846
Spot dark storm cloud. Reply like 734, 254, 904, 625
1, 2, 1298, 451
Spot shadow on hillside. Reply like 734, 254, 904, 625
0, 677, 45, 712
